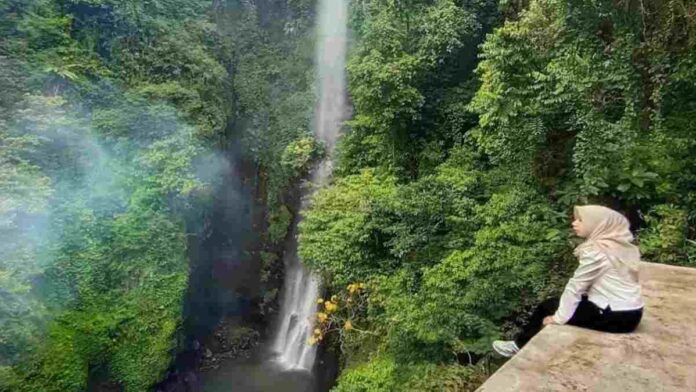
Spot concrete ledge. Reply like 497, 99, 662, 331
477, 262, 696, 391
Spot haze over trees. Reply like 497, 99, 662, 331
0, 0, 693, 391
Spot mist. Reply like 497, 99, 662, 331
0, 86, 230, 385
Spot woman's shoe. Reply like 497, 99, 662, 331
492, 340, 520, 357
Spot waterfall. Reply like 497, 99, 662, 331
271, 0, 348, 371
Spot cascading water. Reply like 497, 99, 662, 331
271, 0, 348, 371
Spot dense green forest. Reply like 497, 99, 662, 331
0, 0, 316, 390
1, 0, 694, 391
0, 1, 229, 390
299, 0, 695, 390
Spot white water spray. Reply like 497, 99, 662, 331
271, 0, 348, 371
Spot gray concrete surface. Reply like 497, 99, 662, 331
477, 262, 696, 392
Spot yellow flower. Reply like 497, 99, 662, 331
317, 312, 328, 322
344, 320, 353, 331
317, 298, 324, 304
330, 295, 338, 303
314, 328, 321, 336
308, 337, 317, 345
324, 301, 338, 313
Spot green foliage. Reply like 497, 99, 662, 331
470, 0, 696, 207
299, 170, 398, 285
640, 205, 694, 266
0, 91, 207, 391
331, 355, 401, 392
376, 186, 566, 358
212, 3, 319, 326
332, 354, 487, 392
1, 1, 324, 389
280, 136, 324, 178
305, 1, 696, 390
3, 1, 695, 391
401, 362, 488, 392
267, 205, 292, 245
467, 0, 696, 253
0, 127, 53, 363
223, 1, 317, 211
111, 315, 181, 391
0, 0, 228, 389
340, 0, 499, 177
302, 145, 569, 362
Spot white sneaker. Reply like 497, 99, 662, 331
492, 340, 520, 357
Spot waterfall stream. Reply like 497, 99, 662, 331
271, 0, 349, 371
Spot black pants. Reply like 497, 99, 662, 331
515, 296, 643, 348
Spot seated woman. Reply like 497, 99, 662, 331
493, 205, 644, 357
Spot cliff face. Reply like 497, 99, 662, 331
153, 0, 320, 387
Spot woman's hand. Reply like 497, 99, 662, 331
543, 316, 557, 326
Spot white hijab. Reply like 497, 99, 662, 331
573, 205, 641, 281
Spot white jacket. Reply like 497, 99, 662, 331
553, 248, 644, 324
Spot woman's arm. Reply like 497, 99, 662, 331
552, 249, 608, 324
